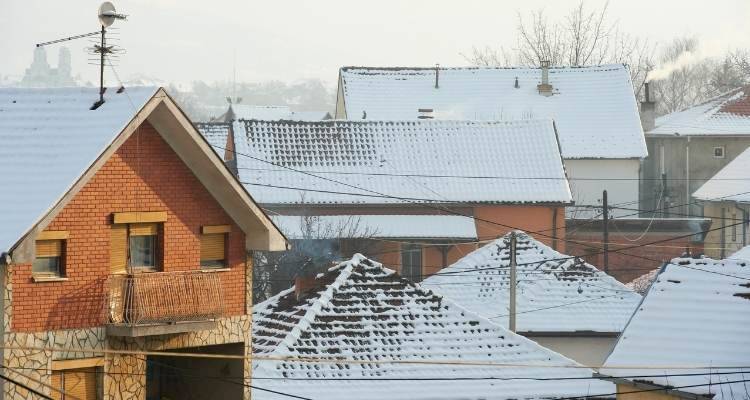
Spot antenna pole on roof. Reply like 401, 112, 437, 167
509, 232, 517, 333
602, 190, 609, 274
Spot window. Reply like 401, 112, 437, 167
110, 223, 161, 273
400, 244, 422, 282
713, 146, 725, 158
33, 239, 64, 276
201, 225, 230, 268
51, 367, 100, 400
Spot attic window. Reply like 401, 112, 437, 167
33, 231, 69, 277
713, 146, 725, 158
201, 225, 230, 268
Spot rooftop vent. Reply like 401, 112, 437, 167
418, 108, 434, 119
537, 60, 553, 97
434, 64, 440, 89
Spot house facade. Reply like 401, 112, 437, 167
599, 256, 750, 399
335, 64, 648, 216
640, 86, 750, 217
0, 87, 286, 399
199, 118, 572, 282
251, 254, 614, 400
422, 231, 642, 365
692, 146, 750, 258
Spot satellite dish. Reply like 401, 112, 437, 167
98, 2, 126, 27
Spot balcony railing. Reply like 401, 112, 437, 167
107, 270, 225, 326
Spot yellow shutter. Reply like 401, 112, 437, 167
63, 368, 97, 400
50, 371, 62, 400
110, 224, 128, 274
36, 240, 62, 258
201, 233, 226, 261
129, 223, 158, 236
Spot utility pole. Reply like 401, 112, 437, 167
602, 190, 609, 274
509, 232, 517, 333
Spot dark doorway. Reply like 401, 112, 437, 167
146, 342, 244, 400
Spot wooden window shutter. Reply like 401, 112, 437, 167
63, 368, 97, 400
129, 223, 158, 236
51, 371, 62, 400
110, 224, 128, 274
36, 240, 62, 258
201, 233, 226, 262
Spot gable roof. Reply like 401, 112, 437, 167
338, 64, 647, 160
649, 86, 750, 136
421, 231, 641, 333
600, 257, 750, 399
692, 146, 750, 203
233, 119, 572, 205
195, 121, 231, 155
0, 86, 286, 259
252, 254, 613, 400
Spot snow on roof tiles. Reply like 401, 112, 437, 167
601, 257, 750, 399
650, 86, 750, 136
234, 119, 572, 205
730, 245, 750, 261
252, 254, 613, 400
0, 86, 158, 253
692, 146, 750, 202
421, 231, 642, 333
271, 214, 477, 239
195, 122, 230, 155
339, 64, 647, 159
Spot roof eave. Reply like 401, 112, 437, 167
595, 374, 713, 400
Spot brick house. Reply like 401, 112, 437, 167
198, 119, 571, 282
0, 87, 286, 399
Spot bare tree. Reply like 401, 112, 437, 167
252, 211, 379, 304
464, 1, 655, 95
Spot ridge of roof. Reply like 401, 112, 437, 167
422, 230, 641, 333
650, 86, 750, 136
340, 63, 628, 73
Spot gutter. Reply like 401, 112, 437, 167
518, 331, 620, 338
594, 373, 712, 400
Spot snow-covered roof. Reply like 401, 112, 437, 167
195, 122, 230, 155
271, 214, 477, 239
213, 105, 331, 122
649, 86, 750, 136
600, 257, 750, 399
692, 146, 750, 203
0, 86, 158, 253
625, 268, 660, 296
421, 231, 641, 333
729, 245, 750, 261
252, 254, 613, 400
339, 64, 647, 159
234, 119, 572, 205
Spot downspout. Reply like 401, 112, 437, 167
552, 208, 558, 251
721, 207, 727, 259
685, 137, 691, 217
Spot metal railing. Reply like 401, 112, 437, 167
107, 271, 225, 325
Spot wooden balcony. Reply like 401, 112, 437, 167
106, 270, 226, 337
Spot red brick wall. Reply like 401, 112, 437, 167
566, 232, 704, 283
12, 122, 246, 332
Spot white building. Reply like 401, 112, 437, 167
335, 64, 648, 215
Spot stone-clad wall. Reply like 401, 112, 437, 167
2, 316, 251, 400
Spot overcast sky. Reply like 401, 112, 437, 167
2, 0, 749, 86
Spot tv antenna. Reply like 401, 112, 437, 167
36, 2, 127, 108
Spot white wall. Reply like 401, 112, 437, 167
525, 335, 617, 366
564, 159, 640, 218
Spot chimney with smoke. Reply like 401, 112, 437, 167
640, 81, 657, 132
294, 273, 319, 301
537, 60, 553, 97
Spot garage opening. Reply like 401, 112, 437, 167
146, 342, 244, 400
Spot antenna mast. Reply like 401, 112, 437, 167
35, 2, 127, 108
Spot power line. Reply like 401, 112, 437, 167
557, 378, 750, 400
0, 368, 54, 400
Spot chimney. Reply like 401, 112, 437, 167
537, 60, 553, 97
294, 274, 318, 301
418, 108, 434, 119
434, 64, 440, 89
640, 81, 657, 132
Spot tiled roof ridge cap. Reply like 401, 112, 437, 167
273, 258, 358, 357
340, 63, 627, 73
240, 118, 553, 126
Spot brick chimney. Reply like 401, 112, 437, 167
537, 60, 553, 97
640, 81, 657, 132
294, 274, 318, 300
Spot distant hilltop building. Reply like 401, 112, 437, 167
19, 47, 76, 88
